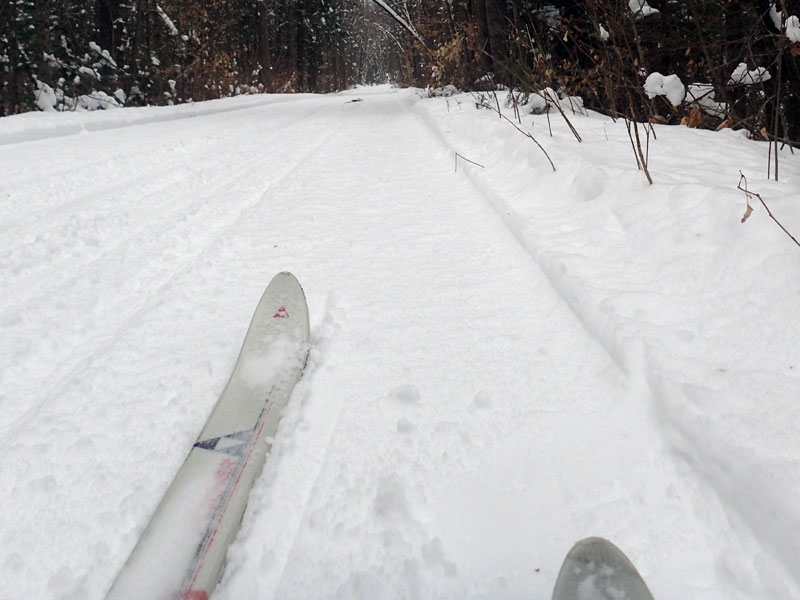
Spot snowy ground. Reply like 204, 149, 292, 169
1, 86, 799, 600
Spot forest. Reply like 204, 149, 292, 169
1, 1, 799, 143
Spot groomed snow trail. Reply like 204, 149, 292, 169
1, 87, 797, 600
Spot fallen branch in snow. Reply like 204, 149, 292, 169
454, 152, 484, 172
737, 171, 800, 248
476, 96, 556, 172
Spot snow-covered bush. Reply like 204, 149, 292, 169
522, 88, 586, 116
429, 85, 458, 98
34, 79, 123, 112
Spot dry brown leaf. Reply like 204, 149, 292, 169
686, 107, 703, 128
649, 115, 667, 124
741, 203, 753, 223
715, 119, 734, 131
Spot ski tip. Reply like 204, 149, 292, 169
270, 272, 306, 299
260, 272, 310, 341
552, 537, 655, 600
273, 270, 300, 283
266, 272, 306, 298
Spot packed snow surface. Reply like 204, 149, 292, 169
1, 86, 799, 600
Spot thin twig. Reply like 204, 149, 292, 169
624, 116, 653, 185
545, 107, 553, 137
541, 89, 583, 143
480, 99, 556, 172
455, 152, 485, 172
738, 171, 800, 248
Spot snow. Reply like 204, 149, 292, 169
729, 63, 772, 85
368, 0, 425, 46
156, 4, 179, 37
519, 88, 586, 116
686, 83, 727, 117
629, 0, 659, 17
770, 4, 800, 43
643, 72, 685, 106
770, 3, 784, 29
88, 41, 118, 67
33, 80, 58, 111
1, 86, 800, 600
787, 15, 800, 43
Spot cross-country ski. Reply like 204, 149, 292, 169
552, 537, 654, 600
105, 272, 309, 600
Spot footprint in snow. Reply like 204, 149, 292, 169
470, 390, 492, 410
396, 418, 417, 435
389, 384, 420, 405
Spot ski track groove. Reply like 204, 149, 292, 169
0, 94, 310, 149
405, 95, 633, 381
267, 298, 350, 598
0, 101, 327, 304
408, 94, 798, 591
0, 156, 195, 238
0, 95, 322, 232
5, 136, 281, 319
1, 99, 328, 348
0, 112, 349, 442
251, 93, 624, 598
415, 111, 794, 583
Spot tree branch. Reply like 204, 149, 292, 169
368, 0, 426, 48
738, 171, 800, 249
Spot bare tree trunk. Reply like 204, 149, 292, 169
484, 0, 506, 73
258, 0, 272, 90
474, 0, 491, 72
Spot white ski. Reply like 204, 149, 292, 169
552, 537, 655, 600
106, 272, 310, 600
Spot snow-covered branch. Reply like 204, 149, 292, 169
156, 4, 179, 36
368, 0, 425, 47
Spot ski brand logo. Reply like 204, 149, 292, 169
273, 306, 290, 319
194, 429, 254, 456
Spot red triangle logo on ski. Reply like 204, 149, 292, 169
273, 305, 290, 319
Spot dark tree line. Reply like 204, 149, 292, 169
2, 0, 799, 142
395, 0, 800, 142
0, 0, 389, 115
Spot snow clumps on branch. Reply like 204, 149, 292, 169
685, 84, 727, 118
786, 15, 800, 43
629, 0, 659, 18
769, 4, 800, 43
643, 73, 685, 106
88, 42, 117, 68
729, 63, 771, 85
156, 5, 179, 36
